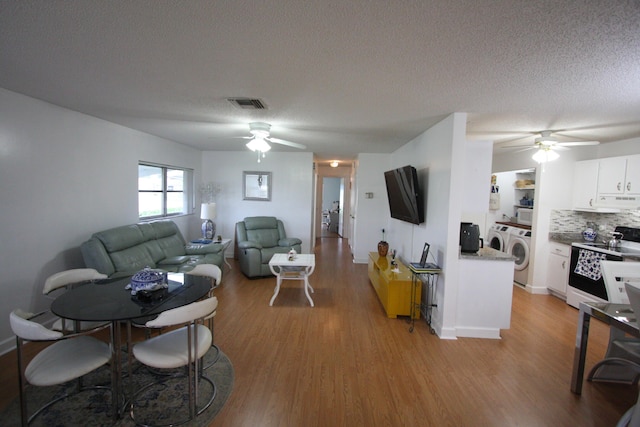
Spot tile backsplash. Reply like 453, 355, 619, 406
549, 209, 640, 234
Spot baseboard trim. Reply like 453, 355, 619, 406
455, 326, 502, 339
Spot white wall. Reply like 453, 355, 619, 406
355, 113, 471, 339
352, 154, 391, 262
0, 88, 204, 354
200, 151, 314, 255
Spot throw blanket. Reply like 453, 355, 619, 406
574, 249, 607, 281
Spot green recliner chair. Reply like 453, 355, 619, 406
235, 216, 302, 278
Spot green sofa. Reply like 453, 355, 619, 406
80, 220, 223, 278
236, 216, 302, 278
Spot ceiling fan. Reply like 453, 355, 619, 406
499, 130, 600, 163
239, 122, 306, 162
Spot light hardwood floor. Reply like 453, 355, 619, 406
1, 237, 637, 426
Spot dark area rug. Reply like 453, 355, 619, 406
2, 347, 233, 426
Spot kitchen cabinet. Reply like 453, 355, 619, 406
547, 242, 570, 297
572, 159, 599, 210
628, 155, 640, 195
598, 155, 640, 196
595, 154, 640, 209
598, 157, 626, 194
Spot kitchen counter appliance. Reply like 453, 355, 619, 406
566, 226, 640, 309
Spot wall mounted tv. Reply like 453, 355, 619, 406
384, 165, 425, 225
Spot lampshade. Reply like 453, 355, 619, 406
200, 202, 216, 220
246, 137, 271, 153
532, 148, 559, 163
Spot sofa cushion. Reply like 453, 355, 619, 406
157, 234, 187, 258
109, 244, 156, 272
144, 240, 165, 263
246, 229, 279, 248
244, 217, 280, 248
95, 225, 145, 252
80, 238, 116, 277
150, 220, 181, 238
158, 255, 191, 266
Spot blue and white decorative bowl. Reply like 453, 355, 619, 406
129, 267, 167, 295
582, 228, 597, 242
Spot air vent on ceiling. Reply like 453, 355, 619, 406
227, 98, 267, 110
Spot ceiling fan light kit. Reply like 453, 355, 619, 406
532, 146, 560, 163
500, 130, 600, 163
240, 122, 307, 163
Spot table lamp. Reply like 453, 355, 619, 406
200, 202, 216, 240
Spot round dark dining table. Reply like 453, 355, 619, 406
50, 272, 211, 420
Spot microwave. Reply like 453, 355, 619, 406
517, 208, 533, 225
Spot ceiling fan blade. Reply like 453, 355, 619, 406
267, 137, 306, 150
555, 141, 600, 147
498, 143, 536, 150
513, 146, 538, 153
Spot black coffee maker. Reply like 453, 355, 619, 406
460, 222, 483, 253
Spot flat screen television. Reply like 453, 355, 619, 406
384, 165, 424, 225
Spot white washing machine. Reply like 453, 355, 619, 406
487, 223, 511, 252
507, 227, 531, 285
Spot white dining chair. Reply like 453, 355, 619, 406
187, 264, 222, 367
130, 296, 218, 426
187, 263, 222, 293
43, 268, 108, 333
10, 308, 112, 426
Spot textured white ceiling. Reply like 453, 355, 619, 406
1, 1, 639, 164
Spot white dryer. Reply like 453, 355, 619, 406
507, 227, 532, 285
487, 223, 511, 252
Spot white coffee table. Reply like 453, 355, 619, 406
268, 253, 316, 307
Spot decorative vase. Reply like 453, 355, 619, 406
582, 228, 597, 242
378, 241, 389, 257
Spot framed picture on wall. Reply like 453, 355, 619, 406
243, 171, 272, 201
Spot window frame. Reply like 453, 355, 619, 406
138, 162, 194, 220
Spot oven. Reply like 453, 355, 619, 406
566, 226, 640, 309
568, 245, 623, 304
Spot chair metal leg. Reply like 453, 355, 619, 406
15, 337, 27, 427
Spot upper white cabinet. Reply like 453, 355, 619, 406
572, 159, 600, 210
598, 155, 640, 196
574, 155, 640, 210
595, 154, 640, 208
628, 155, 640, 195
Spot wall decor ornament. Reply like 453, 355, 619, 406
378, 228, 389, 257
200, 182, 222, 204
243, 171, 272, 201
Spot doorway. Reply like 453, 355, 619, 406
321, 176, 343, 238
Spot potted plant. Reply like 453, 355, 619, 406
378, 228, 389, 257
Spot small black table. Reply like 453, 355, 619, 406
51, 272, 211, 420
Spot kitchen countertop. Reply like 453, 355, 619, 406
549, 232, 605, 246
459, 246, 516, 261
548, 232, 582, 245
496, 221, 531, 230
